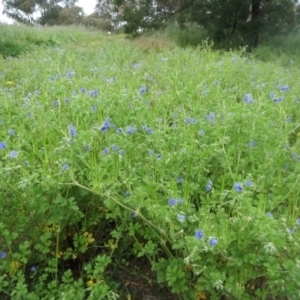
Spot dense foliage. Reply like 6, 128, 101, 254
1, 24, 300, 299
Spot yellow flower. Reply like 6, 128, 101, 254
6, 80, 15, 86
44, 224, 56, 232
87, 276, 97, 287
10, 261, 21, 274
83, 232, 95, 246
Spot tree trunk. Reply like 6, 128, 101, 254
251, 0, 261, 48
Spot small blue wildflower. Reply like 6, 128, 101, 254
84, 145, 90, 151
207, 180, 212, 186
246, 180, 253, 187
177, 198, 183, 205
9, 150, 17, 158
69, 139, 73, 145
297, 218, 300, 225
279, 96, 284, 101
147, 128, 153, 134
169, 198, 176, 206
0, 141, 6, 149
100, 126, 107, 133
80, 87, 86, 93
133, 63, 140, 68
112, 145, 118, 151
178, 214, 186, 222
290, 228, 296, 234
30, 266, 36, 272
281, 84, 290, 92
195, 230, 204, 239
120, 149, 125, 155
24, 161, 29, 166
283, 165, 288, 170
117, 128, 123, 134
205, 184, 212, 191
177, 177, 183, 183
192, 118, 197, 124
50, 76, 55, 81
66, 71, 74, 77
8, 129, 14, 135
62, 164, 68, 171
269, 92, 275, 98
0, 252, 7, 259
142, 125, 147, 131
125, 191, 130, 197
65, 98, 70, 103
69, 128, 76, 137
285, 117, 292, 123
233, 182, 243, 192
89, 89, 98, 97
198, 130, 205, 135
266, 212, 273, 218
209, 112, 214, 122
215, 81, 220, 85
209, 238, 218, 246
53, 100, 59, 107
148, 150, 154, 155
243, 94, 254, 103
157, 118, 163, 123
92, 105, 97, 111
126, 126, 133, 134
103, 148, 109, 155
248, 141, 256, 147
185, 118, 192, 124
140, 85, 147, 94
130, 212, 136, 218
157, 154, 162, 159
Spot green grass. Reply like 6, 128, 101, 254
1, 24, 300, 299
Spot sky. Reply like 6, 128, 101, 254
0, 0, 97, 24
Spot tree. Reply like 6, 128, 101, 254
113, 0, 299, 48
2, 0, 79, 25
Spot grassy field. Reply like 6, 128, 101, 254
1, 23, 300, 299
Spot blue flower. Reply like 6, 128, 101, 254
69, 139, 73, 145
243, 94, 254, 103
103, 148, 109, 155
209, 238, 218, 246
157, 154, 162, 159
119, 149, 125, 155
177, 198, 183, 205
269, 92, 275, 98
178, 214, 186, 222
100, 126, 107, 133
246, 180, 253, 187
140, 85, 147, 94
30, 266, 36, 272
281, 84, 290, 92
169, 198, 176, 206
142, 125, 147, 131
148, 150, 154, 155
130, 212, 136, 218
147, 128, 153, 134
65, 98, 70, 103
185, 118, 192, 124
195, 230, 204, 239
24, 161, 29, 166
112, 145, 118, 151
208, 112, 214, 122
233, 182, 243, 192
84, 145, 90, 151
9, 150, 17, 158
126, 126, 133, 134
62, 164, 69, 171
0, 141, 6, 149
290, 228, 296, 234
117, 128, 123, 134
0, 252, 7, 259
80, 87, 86, 93
92, 105, 97, 111
297, 218, 300, 225
248, 141, 256, 147
89, 89, 98, 97
8, 129, 14, 135
53, 100, 59, 107
192, 118, 198, 124
177, 177, 183, 183
125, 191, 130, 197
157, 118, 163, 123
205, 184, 212, 191
198, 130, 205, 135
266, 212, 273, 218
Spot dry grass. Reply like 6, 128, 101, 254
132, 36, 175, 53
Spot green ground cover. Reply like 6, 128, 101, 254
1, 24, 300, 299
